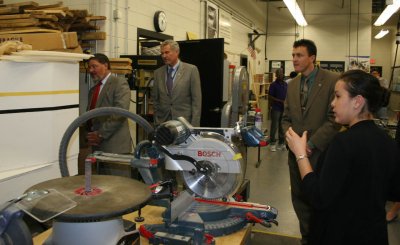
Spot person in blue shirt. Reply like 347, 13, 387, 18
268, 68, 288, 151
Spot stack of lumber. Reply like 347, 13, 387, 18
0, 1, 106, 53
79, 58, 133, 75
110, 58, 132, 74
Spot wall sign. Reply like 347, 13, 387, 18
319, 61, 345, 73
206, 1, 218, 39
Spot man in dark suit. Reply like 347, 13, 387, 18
152, 40, 202, 126
86, 53, 131, 154
282, 39, 341, 245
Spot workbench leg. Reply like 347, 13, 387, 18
255, 145, 261, 168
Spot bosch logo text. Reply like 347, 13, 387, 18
198, 151, 222, 158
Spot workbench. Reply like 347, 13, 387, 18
33, 205, 252, 245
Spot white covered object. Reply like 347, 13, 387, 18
0, 60, 80, 203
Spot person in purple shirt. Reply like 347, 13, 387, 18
268, 68, 288, 151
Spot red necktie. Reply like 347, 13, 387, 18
90, 82, 102, 110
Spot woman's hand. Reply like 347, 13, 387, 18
286, 127, 313, 179
285, 127, 308, 156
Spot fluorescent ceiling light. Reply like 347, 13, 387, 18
374, 29, 389, 39
283, 0, 308, 26
374, 0, 400, 26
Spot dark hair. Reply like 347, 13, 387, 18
289, 71, 298, 78
293, 39, 317, 59
339, 70, 383, 114
89, 53, 111, 70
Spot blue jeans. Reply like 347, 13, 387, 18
269, 109, 284, 144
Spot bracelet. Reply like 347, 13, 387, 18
296, 154, 307, 162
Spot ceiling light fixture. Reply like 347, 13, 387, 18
374, 0, 400, 26
283, 0, 308, 26
374, 29, 390, 39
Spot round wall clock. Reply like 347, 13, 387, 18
154, 11, 167, 32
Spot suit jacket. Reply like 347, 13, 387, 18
87, 75, 131, 153
282, 68, 341, 154
152, 61, 202, 126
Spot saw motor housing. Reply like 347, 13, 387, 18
154, 118, 244, 200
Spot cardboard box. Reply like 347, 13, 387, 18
0, 32, 65, 50
62, 32, 79, 48
80, 31, 106, 40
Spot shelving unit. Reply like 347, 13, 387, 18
252, 73, 271, 108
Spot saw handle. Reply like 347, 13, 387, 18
157, 145, 210, 174
245, 212, 277, 228
139, 225, 154, 239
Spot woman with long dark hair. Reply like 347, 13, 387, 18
285, 70, 400, 244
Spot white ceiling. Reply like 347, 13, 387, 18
219, 0, 397, 32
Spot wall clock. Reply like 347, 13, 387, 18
154, 11, 167, 32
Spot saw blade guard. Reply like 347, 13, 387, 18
165, 134, 244, 199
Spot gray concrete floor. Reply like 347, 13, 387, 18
246, 103, 400, 244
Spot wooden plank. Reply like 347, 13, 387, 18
111, 65, 132, 70
0, 26, 41, 33
65, 11, 74, 18
0, 14, 30, 20
39, 21, 62, 31
0, 20, 38, 28
0, 18, 37, 24
23, 1, 62, 10
111, 69, 132, 74
37, 6, 69, 11
24, 9, 66, 18
0, 6, 20, 15
85, 16, 106, 22
110, 58, 132, 63
0, 28, 60, 34
2, 1, 39, 9
30, 14, 58, 21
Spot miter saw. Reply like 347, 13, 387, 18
134, 117, 277, 244
90, 115, 276, 244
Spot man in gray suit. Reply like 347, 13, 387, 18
86, 53, 131, 154
282, 39, 340, 245
152, 40, 202, 126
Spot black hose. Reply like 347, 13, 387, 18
58, 107, 154, 177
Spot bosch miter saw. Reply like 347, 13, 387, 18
130, 117, 277, 244
85, 112, 277, 244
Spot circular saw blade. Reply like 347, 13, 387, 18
181, 165, 242, 199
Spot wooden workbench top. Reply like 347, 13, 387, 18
33, 205, 252, 245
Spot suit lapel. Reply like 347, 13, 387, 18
292, 76, 302, 113
303, 71, 323, 115
161, 65, 169, 94
97, 76, 111, 106
172, 63, 184, 93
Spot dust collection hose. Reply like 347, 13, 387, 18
59, 107, 154, 177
